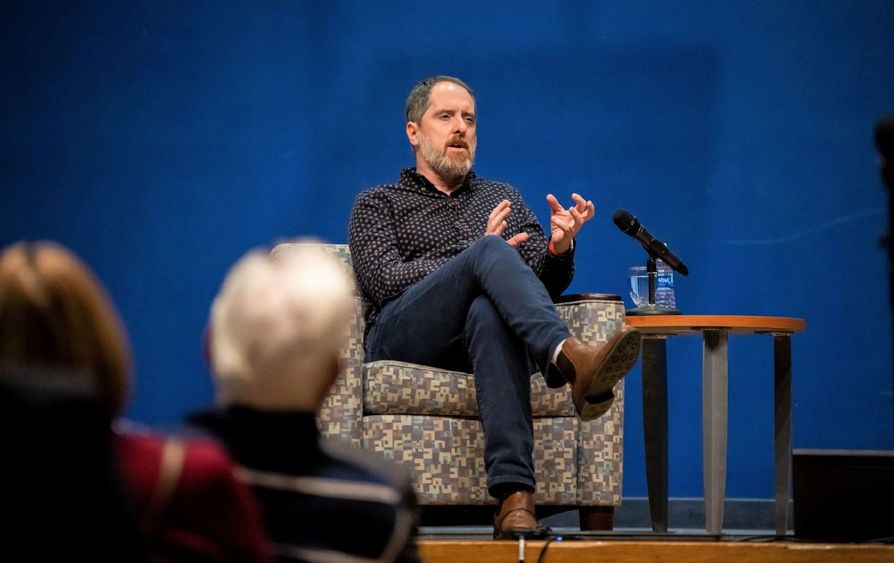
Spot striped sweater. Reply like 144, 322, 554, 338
188, 407, 420, 563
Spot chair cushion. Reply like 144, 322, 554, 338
361, 414, 579, 505
363, 360, 575, 417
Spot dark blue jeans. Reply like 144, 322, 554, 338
365, 236, 571, 496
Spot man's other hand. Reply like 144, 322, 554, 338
487, 199, 529, 247
546, 193, 595, 255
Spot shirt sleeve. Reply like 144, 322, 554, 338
348, 189, 444, 305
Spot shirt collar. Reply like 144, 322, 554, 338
399, 167, 477, 195
190, 405, 320, 440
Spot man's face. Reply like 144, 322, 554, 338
407, 81, 477, 183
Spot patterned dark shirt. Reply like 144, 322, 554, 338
348, 168, 575, 331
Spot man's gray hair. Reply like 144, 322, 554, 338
405, 75, 475, 124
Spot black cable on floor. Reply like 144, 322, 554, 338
536, 533, 564, 563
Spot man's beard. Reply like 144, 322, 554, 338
418, 134, 475, 184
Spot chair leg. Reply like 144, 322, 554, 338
579, 506, 614, 531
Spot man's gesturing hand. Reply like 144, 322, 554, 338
547, 193, 595, 255
487, 199, 529, 247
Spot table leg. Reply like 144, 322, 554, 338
774, 335, 792, 536
702, 329, 728, 535
641, 336, 669, 532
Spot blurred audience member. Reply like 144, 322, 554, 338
189, 241, 421, 563
0, 366, 148, 561
0, 241, 273, 563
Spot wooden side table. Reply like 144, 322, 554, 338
624, 315, 807, 535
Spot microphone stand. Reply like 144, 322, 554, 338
627, 255, 682, 316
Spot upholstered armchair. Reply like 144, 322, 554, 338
271, 243, 626, 530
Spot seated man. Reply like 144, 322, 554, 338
190, 242, 420, 563
348, 75, 642, 538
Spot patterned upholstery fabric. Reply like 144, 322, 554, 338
365, 362, 574, 417
272, 243, 624, 508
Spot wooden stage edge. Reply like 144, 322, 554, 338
419, 538, 894, 563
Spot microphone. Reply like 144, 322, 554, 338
612, 209, 689, 276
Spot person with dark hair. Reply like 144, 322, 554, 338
348, 76, 642, 538
190, 241, 420, 563
0, 241, 273, 563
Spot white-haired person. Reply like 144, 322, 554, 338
188, 241, 420, 563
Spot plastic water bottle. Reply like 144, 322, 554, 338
653, 260, 676, 309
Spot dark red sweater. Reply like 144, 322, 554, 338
116, 429, 273, 563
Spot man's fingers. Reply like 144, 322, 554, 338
488, 220, 507, 236
570, 193, 596, 218
506, 232, 530, 247
487, 200, 512, 234
491, 199, 510, 214
491, 209, 509, 226
546, 194, 564, 212
488, 200, 510, 220
582, 200, 595, 220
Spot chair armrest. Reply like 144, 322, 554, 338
554, 293, 622, 305
554, 294, 625, 345
317, 296, 365, 448
555, 293, 627, 506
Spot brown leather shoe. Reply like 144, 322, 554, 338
555, 328, 642, 421
493, 490, 538, 539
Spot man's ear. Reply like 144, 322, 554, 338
406, 121, 419, 148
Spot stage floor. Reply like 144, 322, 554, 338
418, 527, 894, 562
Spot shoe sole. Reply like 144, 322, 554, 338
575, 329, 642, 421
